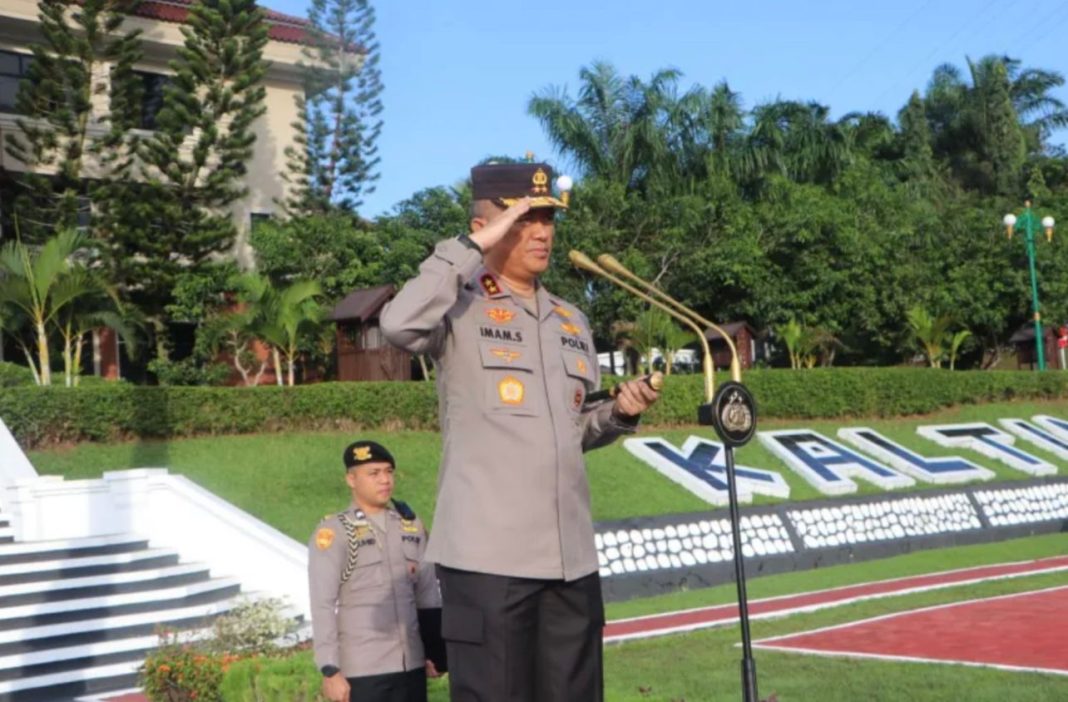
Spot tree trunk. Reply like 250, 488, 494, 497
417, 354, 431, 381
287, 349, 296, 387
36, 321, 51, 386
272, 348, 283, 386
18, 339, 42, 385
73, 333, 85, 386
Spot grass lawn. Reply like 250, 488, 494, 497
27, 399, 1068, 544
247, 534, 1068, 701
24, 400, 1068, 700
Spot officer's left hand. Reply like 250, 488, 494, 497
425, 659, 442, 678
612, 377, 660, 419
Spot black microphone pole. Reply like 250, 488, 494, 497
700, 382, 759, 702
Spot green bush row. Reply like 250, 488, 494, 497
3, 369, 1067, 448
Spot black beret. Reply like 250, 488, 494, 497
343, 440, 395, 470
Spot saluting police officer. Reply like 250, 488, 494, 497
308, 440, 444, 702
380, 161, 659, 702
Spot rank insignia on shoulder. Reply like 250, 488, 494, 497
553, 305, 572, 319
400, 519, 420, 534
491, 348, 521, 363
315, 527, 335, 550
486, 307, 515, 323
498, 376, 525, 405
561, 322, 581, 336
481, 274, 501, 297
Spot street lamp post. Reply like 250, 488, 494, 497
1003, 199, 1056, 370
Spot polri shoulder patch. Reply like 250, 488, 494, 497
315, 527, 335, 550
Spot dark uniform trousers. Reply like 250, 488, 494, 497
347, 668, 427, 702
438, 566, 605, 702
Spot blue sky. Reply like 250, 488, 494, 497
265, 0, 1068, 218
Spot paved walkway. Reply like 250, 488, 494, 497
754, 585, 1068, 676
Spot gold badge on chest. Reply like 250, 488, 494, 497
498, 376, 525, 405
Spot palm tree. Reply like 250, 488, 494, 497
237, 275, 323, 387
660, 320, 695, 375
528, 62, 684, 190
50, 269, 139, 386
746, 100, 854, 185
0, 230, 87, 385
628, 309, 672, 374
948, 329, 972, 371
906, 305, 954, 368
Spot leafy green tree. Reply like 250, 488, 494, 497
251, 212, 384, 301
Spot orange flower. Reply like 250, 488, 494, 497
157, 664, 171, 674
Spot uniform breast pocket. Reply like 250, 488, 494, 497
342, 543, 386, 602
478, 341, 540, 417
560, 349, 596, 416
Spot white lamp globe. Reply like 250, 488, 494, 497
1042, 216, 1055, 229
1003, 214, 1017, 227
556, 175, 574, 192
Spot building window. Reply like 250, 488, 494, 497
0, 50, 32, 114
137, 71, 168, 130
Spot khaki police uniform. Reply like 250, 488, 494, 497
380, 242, 633, 581
379, 160, 639, 702
308, 501, 441, 696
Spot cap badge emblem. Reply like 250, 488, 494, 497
532, 168, 549, 194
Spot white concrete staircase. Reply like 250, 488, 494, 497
0, 533, 245, 701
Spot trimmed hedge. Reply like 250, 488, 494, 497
3, 369, 1068, 448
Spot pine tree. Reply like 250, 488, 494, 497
96, 0, 269, 356
898, 90, 934, 179
2, 0, 142, 239
282, 0, 383, 214
981, 61, 1026, 196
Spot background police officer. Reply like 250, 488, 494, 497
381, 162, 659, 701
308, 440, 444, 702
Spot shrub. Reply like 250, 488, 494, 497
148, 358, 232, 386
210, 598, 299, 655
141, 629, 225, 702
0, 361, 34, 387
3, 369, 1068, 448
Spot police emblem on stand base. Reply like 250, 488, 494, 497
700, 381, 758, 447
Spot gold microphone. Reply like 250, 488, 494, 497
596, 254, 742, 383
569, 251, 716, 402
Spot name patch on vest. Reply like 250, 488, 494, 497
481, 327, 524, 343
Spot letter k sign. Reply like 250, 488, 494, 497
623, 437, 790, 506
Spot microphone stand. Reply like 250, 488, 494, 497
570, 250, 761, 702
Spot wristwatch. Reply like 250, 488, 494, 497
321, 665, 340, 678
457, 233, 483, 254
